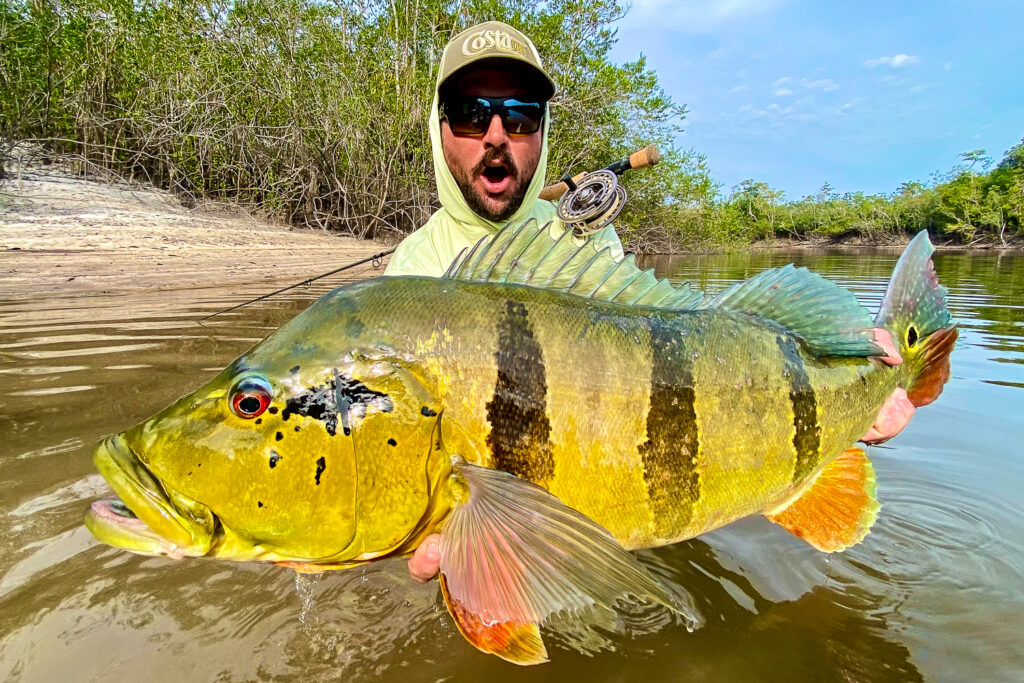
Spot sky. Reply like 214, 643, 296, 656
609, 0, 1024, 200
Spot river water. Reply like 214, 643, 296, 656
1, 248, 1021, 681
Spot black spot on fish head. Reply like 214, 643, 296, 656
314, 456, 326, 485
294, 425, 300, 432
269, 450, 282, 468
276, 432, 283, 441
255, 418, 262, 425
290, 365, 301, 374
388, 438, 397, 447
420, 406, 438, 417
268, 406, 279, 415
258, 501, 263, 508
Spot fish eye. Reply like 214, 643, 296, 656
229, 375, 273, 419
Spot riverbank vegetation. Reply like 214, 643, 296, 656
3, 0, 1022, 251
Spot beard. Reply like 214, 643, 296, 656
446, 146, 539, 222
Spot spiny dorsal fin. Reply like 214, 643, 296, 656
444, 220, 704, 309
697, 264, 880, 357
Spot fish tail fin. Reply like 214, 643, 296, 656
875, 231, 958, 407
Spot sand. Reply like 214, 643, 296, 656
0, 159, 392, 299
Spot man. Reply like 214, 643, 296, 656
384, 20, 624, 277
401, 22, 906, 583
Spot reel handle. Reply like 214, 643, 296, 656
539, 144, 661, 201
539, 172, 586, 201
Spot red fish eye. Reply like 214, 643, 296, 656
229, 376, 273, 419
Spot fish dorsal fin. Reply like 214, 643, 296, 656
444, 220, 705, 309
698, 264, 880, 357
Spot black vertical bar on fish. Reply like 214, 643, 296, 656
639, 315, 701, 535
486, 300, 555, 483
776, 335, 821, 483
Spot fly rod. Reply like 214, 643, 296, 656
199, 248, 395, 321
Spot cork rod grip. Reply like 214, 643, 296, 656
628, 144, 661, 170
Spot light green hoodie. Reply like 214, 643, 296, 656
385, 88, 624, 277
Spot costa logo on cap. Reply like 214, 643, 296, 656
461, 29, 529, 58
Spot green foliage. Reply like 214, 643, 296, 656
0, 0, 711, 245
2, 0, 1020, 249
704, 139, 1024, 246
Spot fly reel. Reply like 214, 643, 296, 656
555, 169, 627, 237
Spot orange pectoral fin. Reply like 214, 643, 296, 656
765, 447, 881, 552
440, 573, 548, 665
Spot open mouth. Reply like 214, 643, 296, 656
84, 434, 214, 558
480, 164, 511, 193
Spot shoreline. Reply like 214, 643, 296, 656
3, 165, 1018, 302
750, 233, 1021, 251
0, 164, 392, 299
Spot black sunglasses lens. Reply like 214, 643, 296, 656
447, 98, 492, 135
444, 97, 542, 135
503, 101, 542, 134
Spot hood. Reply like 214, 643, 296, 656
428, 78, 550, 231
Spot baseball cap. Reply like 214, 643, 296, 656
437, 21, 556, 101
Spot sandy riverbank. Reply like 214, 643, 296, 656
0, 161, 391, 299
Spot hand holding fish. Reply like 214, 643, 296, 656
873, 327, 903, 366
408, 535, 441, 582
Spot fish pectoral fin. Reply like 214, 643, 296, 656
440, 572, 548, 665
765, 447, 881, 552
437, 460, 685, 665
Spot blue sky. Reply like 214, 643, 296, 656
609, 0, 1024, 200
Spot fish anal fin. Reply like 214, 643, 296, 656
765, 447, 880, 552
440, 573, 548, 665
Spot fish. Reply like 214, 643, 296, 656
84, 220, 957, 665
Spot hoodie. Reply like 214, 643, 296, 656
384, 87, 624, 277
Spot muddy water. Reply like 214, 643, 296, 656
1, 250, 1022, 681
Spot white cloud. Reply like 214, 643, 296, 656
728, 84, 750, 93
805, 78, 839, 92
864, 54, 919, 68
909, 82, 941, 94
625, 0, 790, 33
943, 61, 953, 71
769, 76, 840, 96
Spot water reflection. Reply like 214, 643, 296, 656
1, 250, 1022, 680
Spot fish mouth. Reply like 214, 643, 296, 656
85, 434, 215, 558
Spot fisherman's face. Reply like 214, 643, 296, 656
440, 66, 544, 222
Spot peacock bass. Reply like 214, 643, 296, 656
85, 222, 957, 665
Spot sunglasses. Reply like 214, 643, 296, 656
440, 96, 544, 136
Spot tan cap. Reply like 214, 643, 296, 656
437, 21, 556, 101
